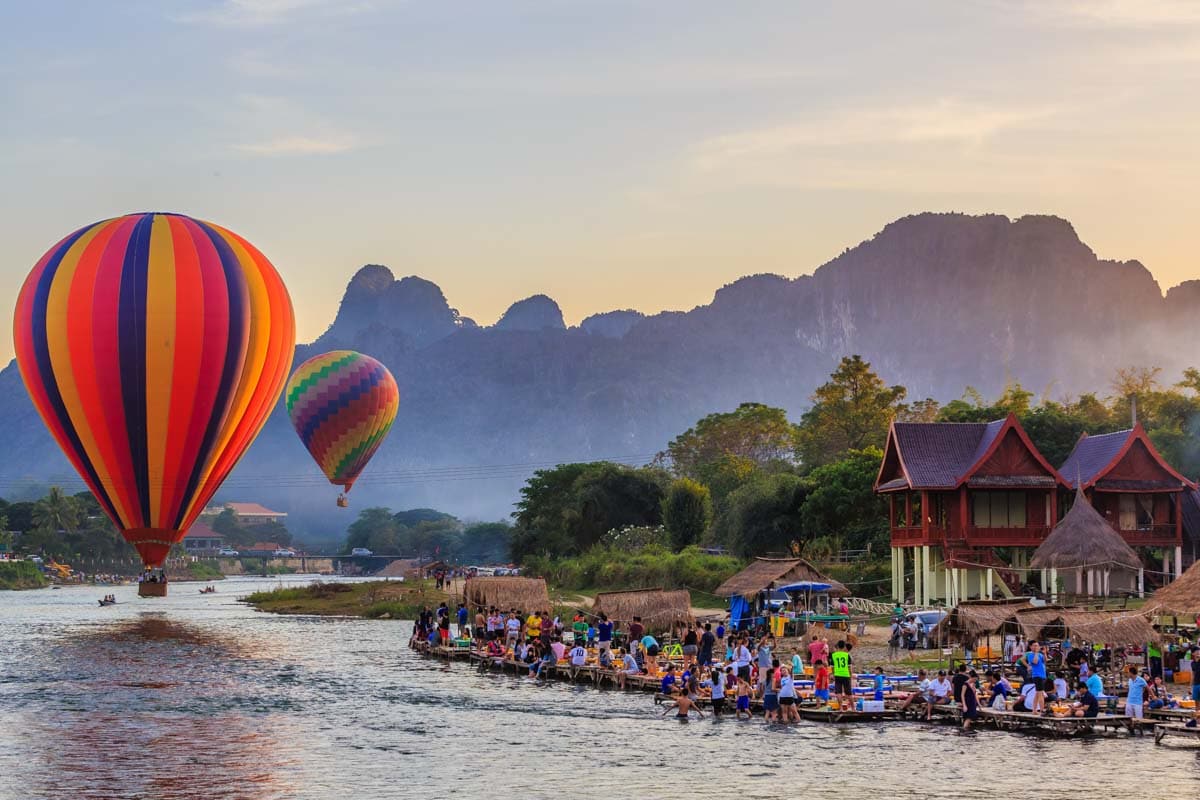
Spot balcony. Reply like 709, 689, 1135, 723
962, 526, 1051, 547
1114, 524, 1178, 547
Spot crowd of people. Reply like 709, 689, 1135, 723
412, 601, 1200, 730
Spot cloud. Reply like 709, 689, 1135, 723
233, 135, 357, 155
178, 0, 374, 28
690, 99, 1057, 174
1033, 0, 1200, 28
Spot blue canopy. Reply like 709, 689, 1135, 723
778, 581, 832, 593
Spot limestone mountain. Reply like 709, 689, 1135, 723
1, 212, 1195, 542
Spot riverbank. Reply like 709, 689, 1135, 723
0, 561, 48, 590
241, 579, 448, 619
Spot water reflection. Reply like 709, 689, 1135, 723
2, 579, 1199, 800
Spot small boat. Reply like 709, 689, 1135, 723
98, 599, 116, 607
198, 586, 216, 594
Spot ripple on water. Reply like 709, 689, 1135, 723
1, 580, 1198, 800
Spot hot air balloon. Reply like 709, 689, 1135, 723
13, 213, 295, 595
285, 351, 399, 505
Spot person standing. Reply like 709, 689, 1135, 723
733, 637, 753, 683
778, 664, 799, 723
961, 671, 980, 730
888, 619, 902, 662
628, 616, 645, 655
1191, 647, 1200, 705
808, 634, 829, 668
698, 623, 716, 667
831, 640, 853, 708
596, 613, 614, 656
756, 637, 773, 696
1125, 666, 1149, 720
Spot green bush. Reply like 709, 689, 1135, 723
823, 559, 891, 599
0, 561, 48, 590
524, 545, 742, 594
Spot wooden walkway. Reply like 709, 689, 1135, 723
415, 642, 1198, 740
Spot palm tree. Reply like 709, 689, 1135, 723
32, 486, 80, 535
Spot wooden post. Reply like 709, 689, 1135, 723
1050, 568, 1058, 603
1176, 546, 1183, 580
1138, 568, 1145, 599
1103, 568, 1110, 597
898, 548, 906, 603
913, 547, 922, 607
1163, 551, 1171, 584
921, 546, 931, 607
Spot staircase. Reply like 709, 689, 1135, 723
945, 546, 1022, 599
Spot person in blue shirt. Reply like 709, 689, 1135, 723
596, 614, 614, 656
1023, 641, 1047, 683
456, 604, 469, 639
1124, 666, 1149, 719
660, 664, 677, 695
873, 667, 886, 702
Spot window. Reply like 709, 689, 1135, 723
971, 491, 1027, 528
1118, 494, 1154, 531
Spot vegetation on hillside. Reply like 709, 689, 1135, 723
342, 507, 512, 563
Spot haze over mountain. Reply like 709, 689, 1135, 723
4, 212, 1197, 544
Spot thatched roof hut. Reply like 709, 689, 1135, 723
591, 588, 693, 633
714, 557, 848, 599
935, 598, 1034, 645
1145, 559, 1200, 616
1057, 609, 1160, 645
1004, 606, 1159, 644
1030, 487, 1141, 571
463, 576, 550, 613
1005, 606, 1069, 641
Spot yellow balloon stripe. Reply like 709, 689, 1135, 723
144, 216, 177, 523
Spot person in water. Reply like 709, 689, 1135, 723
660, 686, 703, 719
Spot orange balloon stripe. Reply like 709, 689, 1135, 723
13, 213, 295, 565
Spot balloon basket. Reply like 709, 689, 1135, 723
138, 582, 168, 598
337, 495, 348, 508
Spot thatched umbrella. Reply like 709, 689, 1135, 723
1145, 559, 1200, 617
591, 588, 693, 635
463, 576, 551, 614
934, 598, 1033, 647
1031, 486, 1141, 597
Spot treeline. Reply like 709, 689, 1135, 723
511, 356, 1200, 564
0, 488, 130, 564
343, 507, 512, 564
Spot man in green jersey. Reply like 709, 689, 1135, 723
831, 640, 853, 707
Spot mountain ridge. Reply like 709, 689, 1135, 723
3, 211, 1197, 541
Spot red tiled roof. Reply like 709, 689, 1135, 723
226, 502, 286, 517
182, 521, 223, 540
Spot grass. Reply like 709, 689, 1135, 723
181, 561, 225, 581
241, 579, 448, 619
527, 545, 744, 597
0, 561, 48, 590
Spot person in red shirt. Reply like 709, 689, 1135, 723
807, 635, 829, 668
813, 659, 831, 704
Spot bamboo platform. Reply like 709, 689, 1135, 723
977, 708, 1133, 735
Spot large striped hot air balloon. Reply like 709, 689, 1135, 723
285, 351, 399, 505
13, 213, 295, 575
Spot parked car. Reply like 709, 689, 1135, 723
903, 609, 949, 649
493, 567, 510, 576
350, 547, 373, 556
273, 548, 297, 557
217, 547, 239, 557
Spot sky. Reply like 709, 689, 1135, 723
2, 0, 1199, 361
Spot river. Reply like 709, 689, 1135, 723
1, 576, 1197, 799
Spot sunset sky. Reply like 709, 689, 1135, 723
2, 1, 1199, 360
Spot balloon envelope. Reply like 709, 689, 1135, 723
13, 213, 295, 566
285, 351, 399, 495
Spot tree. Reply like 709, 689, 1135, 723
661, 478, 713, 551
31, 486, 80, 535
715, 473, 809, 558
661, 403, 796, 480
511, 462, 666, 561
795, 355, 907, 469
345, 507, 401, 554
460, 522, 513, 564
800, 448, 888, 554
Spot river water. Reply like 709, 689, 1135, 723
1, 576, 1198, 800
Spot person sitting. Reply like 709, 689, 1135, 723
1071, 682, 1100, 718
927, 671, 953, 719
988, 670, 1011, 710
899, 669, 931, 714
616, 648, 641, 689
